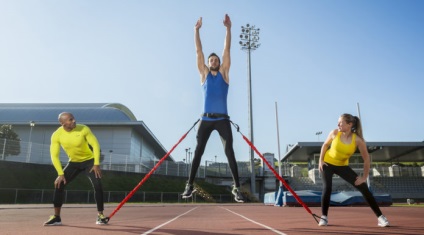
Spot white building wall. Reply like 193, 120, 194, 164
4, 125, 157, 169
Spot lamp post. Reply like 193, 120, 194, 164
189, 150, 193, 176
275, 102, 282, 186
316, 131, 322, 141
26, 121, 35, 163
109, 150, 113, 170
185, 148, 190, 176
240, 23, 260, 196
185, 148, 188, 177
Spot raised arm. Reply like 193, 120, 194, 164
220, 14, 231, 83
194, 17, 208, 83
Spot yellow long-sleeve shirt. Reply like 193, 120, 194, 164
50, 124, 100, 175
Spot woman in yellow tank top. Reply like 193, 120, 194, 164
317, 113, 390, 227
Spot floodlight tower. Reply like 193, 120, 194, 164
240, 23, 260, 196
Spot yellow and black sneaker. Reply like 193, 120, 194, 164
44, 215, 62, 226
96, 214, 108, 225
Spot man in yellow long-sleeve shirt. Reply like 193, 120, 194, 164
44, 112, 107, 226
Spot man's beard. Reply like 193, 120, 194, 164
210, 65, 220, 71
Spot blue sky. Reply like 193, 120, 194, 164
1, 0, 423, 163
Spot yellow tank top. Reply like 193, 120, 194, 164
324, 132, 357, 166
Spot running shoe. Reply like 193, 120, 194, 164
377, 215, 390, 227
318, 215, 328, 226
44, 215, 62, 226
232, 187, 244, 203
96, 214, 108, 225
181, 183, 196, 198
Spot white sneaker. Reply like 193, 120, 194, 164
378, 215, 390, 227
232, 187, 244, 203
318, 215, 328, 226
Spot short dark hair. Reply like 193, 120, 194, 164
208, 52, 220, 64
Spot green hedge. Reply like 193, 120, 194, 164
0, 161, 228, 194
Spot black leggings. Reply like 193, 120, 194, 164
188, 119, 240, 187
321, 163, 382, 217
53, 159, 104, 212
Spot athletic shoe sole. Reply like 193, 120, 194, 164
181, 189, 197, 198
232, 190, 244, 203
44, 222, 62, 226
234, 198, 244, 203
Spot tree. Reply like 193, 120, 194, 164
0, 125, 21, 160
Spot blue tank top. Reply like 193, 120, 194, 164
202, 71, 229, 121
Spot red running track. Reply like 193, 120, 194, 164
1, 203, 423, 235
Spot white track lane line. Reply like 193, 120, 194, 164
222, 207, 288, 235
141, 207, 198, 235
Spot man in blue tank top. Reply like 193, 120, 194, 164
181, 14, 244, 202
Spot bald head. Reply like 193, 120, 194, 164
58, 112, 76, 131
58, 112, 72, 122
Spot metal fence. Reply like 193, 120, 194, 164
0, 188, 235, 204
0, 138, 259, 178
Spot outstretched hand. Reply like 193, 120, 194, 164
223, 14, 231, 28
195, 17, 202, 30
354, 176, 367, 186
54, 175, 66, 189
90, 165, 102, 179
318, 160, 327, 172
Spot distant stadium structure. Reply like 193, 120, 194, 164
0, 103, 172, 174
267, 141, 424, 205
1, 103, 424, 203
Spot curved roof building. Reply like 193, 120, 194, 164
0, 103, 173, 172
0, 103, 137, 123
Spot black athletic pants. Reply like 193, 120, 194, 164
188, 119, 241, 187
53, 159, 104, 212
321, 163, 382, 217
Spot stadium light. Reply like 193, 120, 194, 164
316, 131, 322, 141
26, 121, 35, 163
240, 23, 260, 196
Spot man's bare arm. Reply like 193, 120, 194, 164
220, 14, 231, 84
195, 17, 208, 83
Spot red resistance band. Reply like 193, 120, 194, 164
105, 119, 200, 222
231, 121, 320, 222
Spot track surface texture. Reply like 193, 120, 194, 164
1, 203, 423, 235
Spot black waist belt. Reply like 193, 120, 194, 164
202, 113, 230, 119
